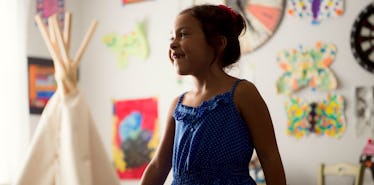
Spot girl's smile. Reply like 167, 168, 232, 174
171, 52, 185, 60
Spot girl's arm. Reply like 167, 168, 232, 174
140, 97, 178, 185
235, 80, 287, 185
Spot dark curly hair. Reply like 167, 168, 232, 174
179, 4, 246, 68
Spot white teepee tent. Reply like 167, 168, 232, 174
15, 12, 120, 185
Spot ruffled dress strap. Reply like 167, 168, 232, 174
229, 79, 244, 96
177, 92, 187, 105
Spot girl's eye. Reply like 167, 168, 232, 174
179, 32, 187, 37
169, 30, 188, 41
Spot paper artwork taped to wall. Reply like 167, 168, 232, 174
103, 21, 149, 69
113, 97, 159, 179
355, 86, 374, 137
286, 94, 345, 138
36, 0, 65, 26
287, 0, 344, 25
28, 57, 56, 114
276, 42, 338, 95
122, 0, 153, 5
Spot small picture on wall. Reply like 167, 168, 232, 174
122, 0, 153, 5
355, 86, 374, 137
36, 0, 65, 26
28, 57, 56, 114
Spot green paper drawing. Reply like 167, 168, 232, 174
276, 42, 338, 94
103, 20, 149, 69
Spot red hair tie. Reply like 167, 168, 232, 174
218, 4, 238, 20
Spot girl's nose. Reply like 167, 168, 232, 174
169, 39, 178, 50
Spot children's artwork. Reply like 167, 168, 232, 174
355, 86, 374, 137
276, 42, 338, 95
36, 0, 65, 26
103, 21, 149, 69
122, 0, 153, 5
113, 97, 159, 179
28, 57, 56, 114
287, 0, 344, 25
286, 94, 345, 138
359, 139, 374, 180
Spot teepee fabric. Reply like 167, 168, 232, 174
15, 89, 120, 185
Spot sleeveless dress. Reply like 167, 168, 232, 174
172, 79, 256, 185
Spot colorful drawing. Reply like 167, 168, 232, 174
360, 139, 374, 180
276, 42, 338, 94
103, 21, 149, 69
355, 86, 374, 137
122, 0, 153, 5
36, 0, 65, 26
28, 57, 56, 114
113, 97, 159, 179
287, 0, 344, 25
286, 94, 345, 138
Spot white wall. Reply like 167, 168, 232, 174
0, 1, 30, 183
27, 0, 374, 184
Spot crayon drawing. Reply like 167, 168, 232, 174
113, 97, 159, 179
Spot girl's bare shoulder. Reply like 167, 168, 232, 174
235, 80, 260, 98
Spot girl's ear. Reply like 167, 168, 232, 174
210, 36, 227, 66
216, 35, 227, 54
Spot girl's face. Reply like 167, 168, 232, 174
169, 13, 215, 76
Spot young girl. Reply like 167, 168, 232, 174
140, 4, 286, 185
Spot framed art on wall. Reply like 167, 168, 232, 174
28, 57, 56, 114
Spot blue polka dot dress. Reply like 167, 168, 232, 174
172, 79, 256, 185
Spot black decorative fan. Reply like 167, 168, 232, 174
350, 3, 374, 74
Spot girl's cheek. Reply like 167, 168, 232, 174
168, 50, 174, 63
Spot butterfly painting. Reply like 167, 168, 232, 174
103, 20, 149, 69
286, 94, 345, 138
276, 42, 338, 95
287, 0, 344, 25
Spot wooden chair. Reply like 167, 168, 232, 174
318, 162, 364, 185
